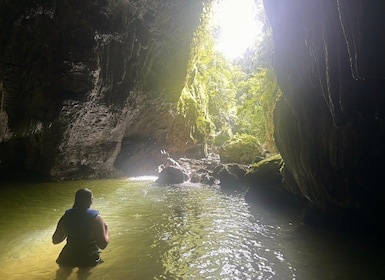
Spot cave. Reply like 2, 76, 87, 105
0, 0, 205, 181
1, 0, 385, 233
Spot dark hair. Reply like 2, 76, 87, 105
73, 188, 93, 210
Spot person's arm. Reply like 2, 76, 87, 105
52, 217, 66, 244
93, 214, 110, 249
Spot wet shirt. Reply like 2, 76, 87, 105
56, 208, 102, 267
62, 208, 99, 247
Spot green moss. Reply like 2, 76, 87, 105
219, 134, 263, 164
251, 153, 282, 168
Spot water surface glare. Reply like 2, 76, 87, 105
0, 178, 383, 279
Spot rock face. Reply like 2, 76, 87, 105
0, 0, 206, 179
264, 0, 385, 229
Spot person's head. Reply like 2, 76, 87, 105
73, 188, 93, 210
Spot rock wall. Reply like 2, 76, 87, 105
265, 0, 385, 227
0, 0, 206, 180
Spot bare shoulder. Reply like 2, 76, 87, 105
52, 216, 66, 244
93, 213, 109, 249
95, 213, 107, 224
94, 214, 109, 233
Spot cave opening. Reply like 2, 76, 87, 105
116, 0, 279, 176
179, 0, 279, 154
210, 0, 262, 60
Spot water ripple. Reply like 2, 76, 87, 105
147, 184, 296, 279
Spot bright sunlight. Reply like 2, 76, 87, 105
210, 0, 262, 59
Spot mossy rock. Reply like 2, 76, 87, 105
218, 134, 263, 164
245, 154, 283, 187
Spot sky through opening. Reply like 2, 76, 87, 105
210, 0, 262, 59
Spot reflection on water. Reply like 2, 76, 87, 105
55, 266, 93, 280
149, 184, 294, 280
0, 178, 384, 280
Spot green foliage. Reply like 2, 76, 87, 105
177, 5, 215, 144
235, 68, 280, 149
178, 2, 280, 154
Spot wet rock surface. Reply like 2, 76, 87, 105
264, 0, 385, 232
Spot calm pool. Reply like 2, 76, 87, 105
0, 177, 383, 279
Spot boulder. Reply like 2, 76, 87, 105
156, 166, 186, 184
219, 134, 263, 164
245, 154, 284, 202
244, 154, 283, 188
213, 163, 247, 189
190, 168, 217, 185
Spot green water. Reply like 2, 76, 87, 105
0, 177, 383, 280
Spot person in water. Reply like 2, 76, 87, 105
52, 188, 110, 267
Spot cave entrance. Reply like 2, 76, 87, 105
115, 0, 279, 176
179, 0, 279, 155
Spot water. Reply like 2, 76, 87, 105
0, 178, 383, 280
